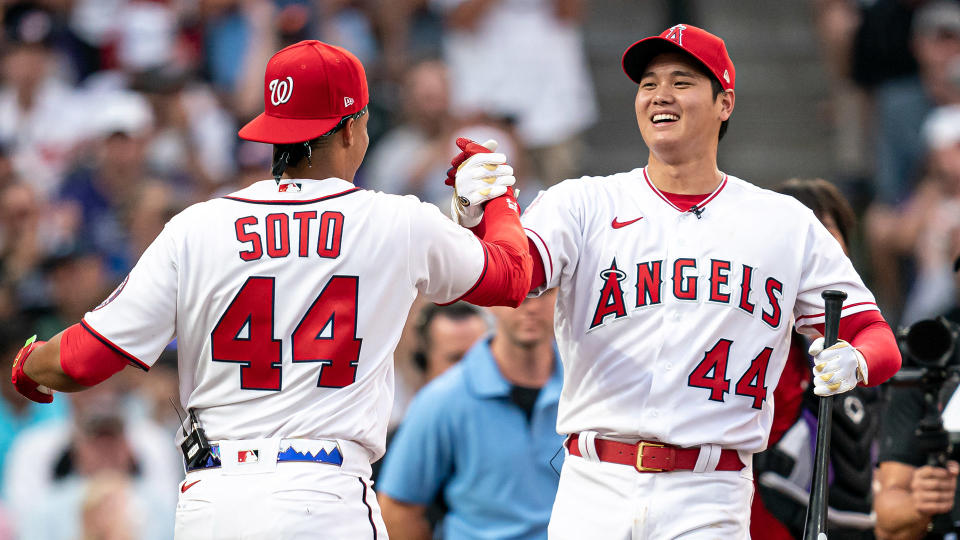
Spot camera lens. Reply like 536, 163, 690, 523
905, 319, 955, 367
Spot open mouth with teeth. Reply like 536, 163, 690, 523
651, 113, 680, 125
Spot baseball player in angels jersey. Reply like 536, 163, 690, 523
10, 40, 531, 539
448, 24, 902, 538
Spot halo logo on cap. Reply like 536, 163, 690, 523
666, 24, 687, 45
269, 77, 294, 106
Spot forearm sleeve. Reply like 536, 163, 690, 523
59, 322, 130, 386
814, 310, 902, 385
457, 189, 533, 307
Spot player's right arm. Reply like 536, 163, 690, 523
427, 138, 533, 307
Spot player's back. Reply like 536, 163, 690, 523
84, 178, 484, 466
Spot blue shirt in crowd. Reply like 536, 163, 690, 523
378, 338, 564, 540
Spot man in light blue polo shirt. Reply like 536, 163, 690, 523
378, 290, 562, 540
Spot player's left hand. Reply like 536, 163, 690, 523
11, 335, 54, 404
809, 337, 868, 396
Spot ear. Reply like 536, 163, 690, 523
340, 118, 357, 147
718, 89, 735, 121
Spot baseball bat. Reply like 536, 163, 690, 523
802, 289, 847, 540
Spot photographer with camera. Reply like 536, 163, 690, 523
876, 255, 960, 540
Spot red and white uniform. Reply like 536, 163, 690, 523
85, 178, 488, 466
522, 168, 883, 539
80, 178, 497, 538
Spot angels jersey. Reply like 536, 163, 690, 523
82, 178, 485, 470
522, 168, 878, 453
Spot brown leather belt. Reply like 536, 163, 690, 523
566, 434, 745, 473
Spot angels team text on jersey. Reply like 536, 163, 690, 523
590, 257, 784, 331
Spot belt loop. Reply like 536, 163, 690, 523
693, 444, 721, 472
578, 431, 600, 462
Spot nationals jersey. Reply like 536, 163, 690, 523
522, 168, 878, 453
82, 178, 485, 469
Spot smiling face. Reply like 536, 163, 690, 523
635, 52, 734, 162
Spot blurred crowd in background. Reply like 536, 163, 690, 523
0, 0, 958, 538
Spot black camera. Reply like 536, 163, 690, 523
892, 317, 960, 468
897, 317, 960, 372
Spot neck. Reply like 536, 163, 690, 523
646, 149, 722, 194
490, 335, 554, 388
284, 151, 353, 183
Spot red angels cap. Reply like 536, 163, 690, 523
239, 40, 369, 144
622, 24, 735, 91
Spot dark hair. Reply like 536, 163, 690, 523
412, 302, 484, 372
776, 178, 857, 246
270, 105, 368, 181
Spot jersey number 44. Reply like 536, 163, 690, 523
211, 275, 363, 391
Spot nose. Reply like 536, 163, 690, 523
652, 88, 674, 105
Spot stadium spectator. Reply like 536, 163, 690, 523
3, 384, 178, 539
364, 59, 458, 204
428, 0, 596, 185
54, 91, 154, 277
0, 2, 88, 196
378, 290, 562, 539
867, 105, 960, 326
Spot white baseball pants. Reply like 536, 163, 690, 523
174, 461, 386, 540
548, 445, 754, 539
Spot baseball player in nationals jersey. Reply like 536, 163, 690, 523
10, 40, 531, 539
448, 24, 902, 539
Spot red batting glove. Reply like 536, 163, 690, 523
445, 137, 495, 186
11, 335, 53, 403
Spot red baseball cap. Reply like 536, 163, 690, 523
622, 24, 735, 91
239, 40, 369, 144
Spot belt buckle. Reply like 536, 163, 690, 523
635, 441, 665, 472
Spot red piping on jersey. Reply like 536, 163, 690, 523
79, 319, 150, 371
223, 187, 360, 205
524, 227, 553, 281
642, 168, 728, 212
794, 301, 878, 322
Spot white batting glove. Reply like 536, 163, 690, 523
450, 140, 515, 228
809, 338, 869, 396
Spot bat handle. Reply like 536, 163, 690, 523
821, 289, 847, 348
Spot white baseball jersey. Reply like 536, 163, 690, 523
522, 168, 878, 453
82, 178, 485, 467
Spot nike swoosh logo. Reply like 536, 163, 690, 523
611, 217, 644, 229
181, 480, 201, 493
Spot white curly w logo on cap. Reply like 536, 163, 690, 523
666, 24, 687, 45
269, 77, 294, 106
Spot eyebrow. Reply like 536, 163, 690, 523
640, 69, 701, 80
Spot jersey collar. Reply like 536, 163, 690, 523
642, 167, 728, 213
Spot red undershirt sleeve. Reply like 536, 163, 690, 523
812, 310, 901, 386
59, 322, 131, 387
456, 188, 534, 308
